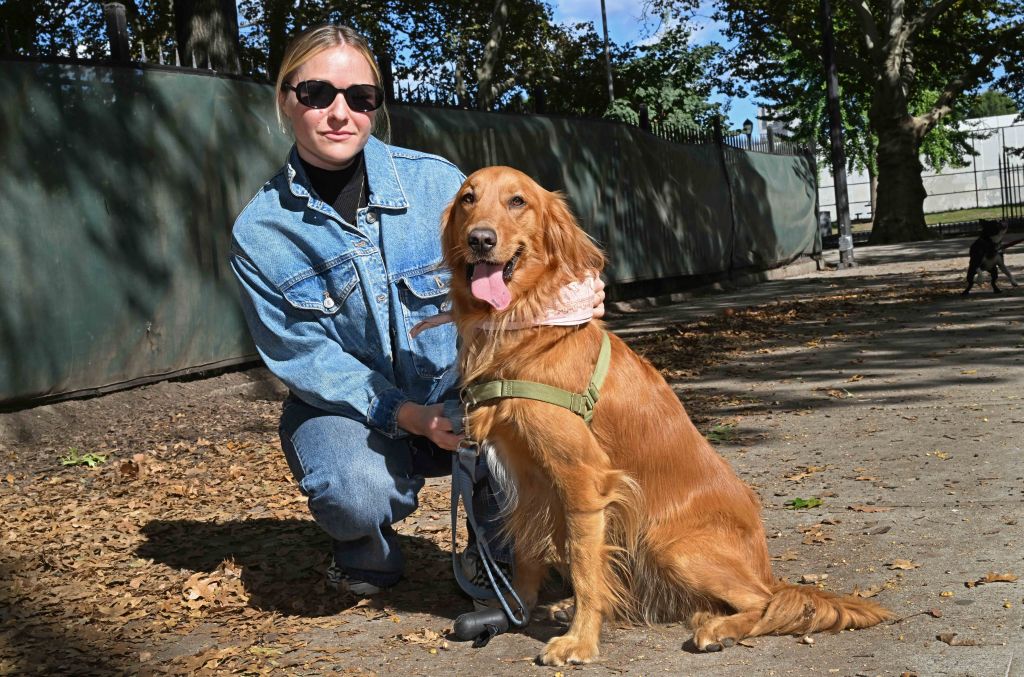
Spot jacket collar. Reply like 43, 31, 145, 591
285, 136, 409, 211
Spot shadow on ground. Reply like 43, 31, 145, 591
138, 519, 464, 619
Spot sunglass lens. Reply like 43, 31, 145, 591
298, 81, 338, 109
345, 85, 383, 112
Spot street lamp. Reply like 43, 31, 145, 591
742, 119, 753, 148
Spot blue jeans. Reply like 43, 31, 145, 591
279, 394, 507, 588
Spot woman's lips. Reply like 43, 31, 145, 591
322, 130, 354, 141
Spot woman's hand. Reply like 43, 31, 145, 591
397, 402, 462, 451
591, 275, 607, 320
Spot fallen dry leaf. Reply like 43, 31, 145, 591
966, 571, 1018, 587
852, 583, 885, 598
771, 550, 800, 561
888, 559, 920, 570
937, 632, 979, 646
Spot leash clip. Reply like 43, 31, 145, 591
457, 438, 481, 456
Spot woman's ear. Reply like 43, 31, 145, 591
543, 191, 605, 278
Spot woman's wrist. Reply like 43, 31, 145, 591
396, 401, 422, 435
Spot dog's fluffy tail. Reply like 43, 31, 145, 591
749, 581, 894, 636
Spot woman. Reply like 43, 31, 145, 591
230, 25, 603, 596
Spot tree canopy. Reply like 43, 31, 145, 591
647, 0, 1022, 242
1, 0, 726, 130
966, 89, 1020, 119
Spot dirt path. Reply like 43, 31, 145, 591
1, 237, 1022, 676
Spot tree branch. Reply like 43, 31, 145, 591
906, 0, 961, 38
918, 22, 1024, 130
842, 0, 881, 60
475, 0, 510, 110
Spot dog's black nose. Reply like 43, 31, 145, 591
467, 227, 497, 255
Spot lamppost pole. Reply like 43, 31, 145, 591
600, 0, 614, 103
821, 0, 856, 267
742, 118, 754, 149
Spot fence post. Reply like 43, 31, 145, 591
379, 54, 396, 104
103, 3, 130, 63
712, 117, 724, 145
767, 127, 775, 154
532, 86, 546, 114
638, 103, 650, 132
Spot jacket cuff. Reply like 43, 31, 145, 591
368, 387, 410, 438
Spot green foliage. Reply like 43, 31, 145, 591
966, 90, 1020, 119
647, 0, 1021, 169
705, 423, 737, 442
603, 25, 724, 130
59, 448, 107, 468
784, 497, 823, 510
8, 0, 724, 122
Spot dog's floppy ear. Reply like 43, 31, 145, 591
542, 190, 605, 278
440, 198, 462, 271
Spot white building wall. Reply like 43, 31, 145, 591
816, 114, 1024, 221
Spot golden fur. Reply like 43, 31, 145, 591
442, 166, 893, 666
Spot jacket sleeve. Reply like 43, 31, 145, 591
230, 251, 410, 438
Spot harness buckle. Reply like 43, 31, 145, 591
457, 438, 481, 456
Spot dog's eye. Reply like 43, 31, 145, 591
461, 193, 475, 205
509, 195, 526, 208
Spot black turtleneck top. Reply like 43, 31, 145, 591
300, 151, 368, 226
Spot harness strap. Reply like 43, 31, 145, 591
460, 331, 612, 424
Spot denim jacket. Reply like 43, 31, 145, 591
230, 136, 464, 437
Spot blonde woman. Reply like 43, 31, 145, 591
230, 25, 603, 598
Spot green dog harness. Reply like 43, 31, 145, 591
460, 331, 611, 424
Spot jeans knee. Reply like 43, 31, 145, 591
301, 465, 395, 540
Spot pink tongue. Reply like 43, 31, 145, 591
470, 263, 511, 310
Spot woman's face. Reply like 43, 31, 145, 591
280, 45, 377, 170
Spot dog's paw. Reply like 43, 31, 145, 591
693, 625, 738, 653
542, 598, 576, 624
538, 635, 598, 666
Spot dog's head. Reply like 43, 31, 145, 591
442, 166, 604, 323
980, 219, 1008, 241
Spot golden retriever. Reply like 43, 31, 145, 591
441, 166, 892, 666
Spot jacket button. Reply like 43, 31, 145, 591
323, 295, 335, 309
376, 294, 386, 303
365, 211, 377, 224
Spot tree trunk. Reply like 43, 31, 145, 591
868, 165, 878, 225
476, 0, 509, 110
869, 119, 931, 243
264, 0, 290, 81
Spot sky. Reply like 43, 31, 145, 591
549, 0, 760, 130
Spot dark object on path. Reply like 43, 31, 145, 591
963, 220, 1020, 294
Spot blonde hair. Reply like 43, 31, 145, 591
274, 24, 391, 142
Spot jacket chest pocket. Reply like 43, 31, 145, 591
281, 258, 379, 360
398, 268, 456, 379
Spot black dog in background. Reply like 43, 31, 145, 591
963, 219, 1020, 295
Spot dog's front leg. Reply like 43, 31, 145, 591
537, 453, 622, 667
538, 506, 609, 666
998, 257, 1018, 286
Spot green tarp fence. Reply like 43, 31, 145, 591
0, 60, 819, 405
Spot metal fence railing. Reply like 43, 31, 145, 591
1000, 150, 1024, 226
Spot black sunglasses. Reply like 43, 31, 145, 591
282, 80, 385, 112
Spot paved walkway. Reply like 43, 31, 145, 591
2, 235, 1021, 676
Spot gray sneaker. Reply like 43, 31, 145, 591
326, 557, 384, 595
460, 547, 513, 612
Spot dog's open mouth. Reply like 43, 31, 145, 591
467, 245, 524, 310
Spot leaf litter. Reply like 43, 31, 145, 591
0, 275, 971, 672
